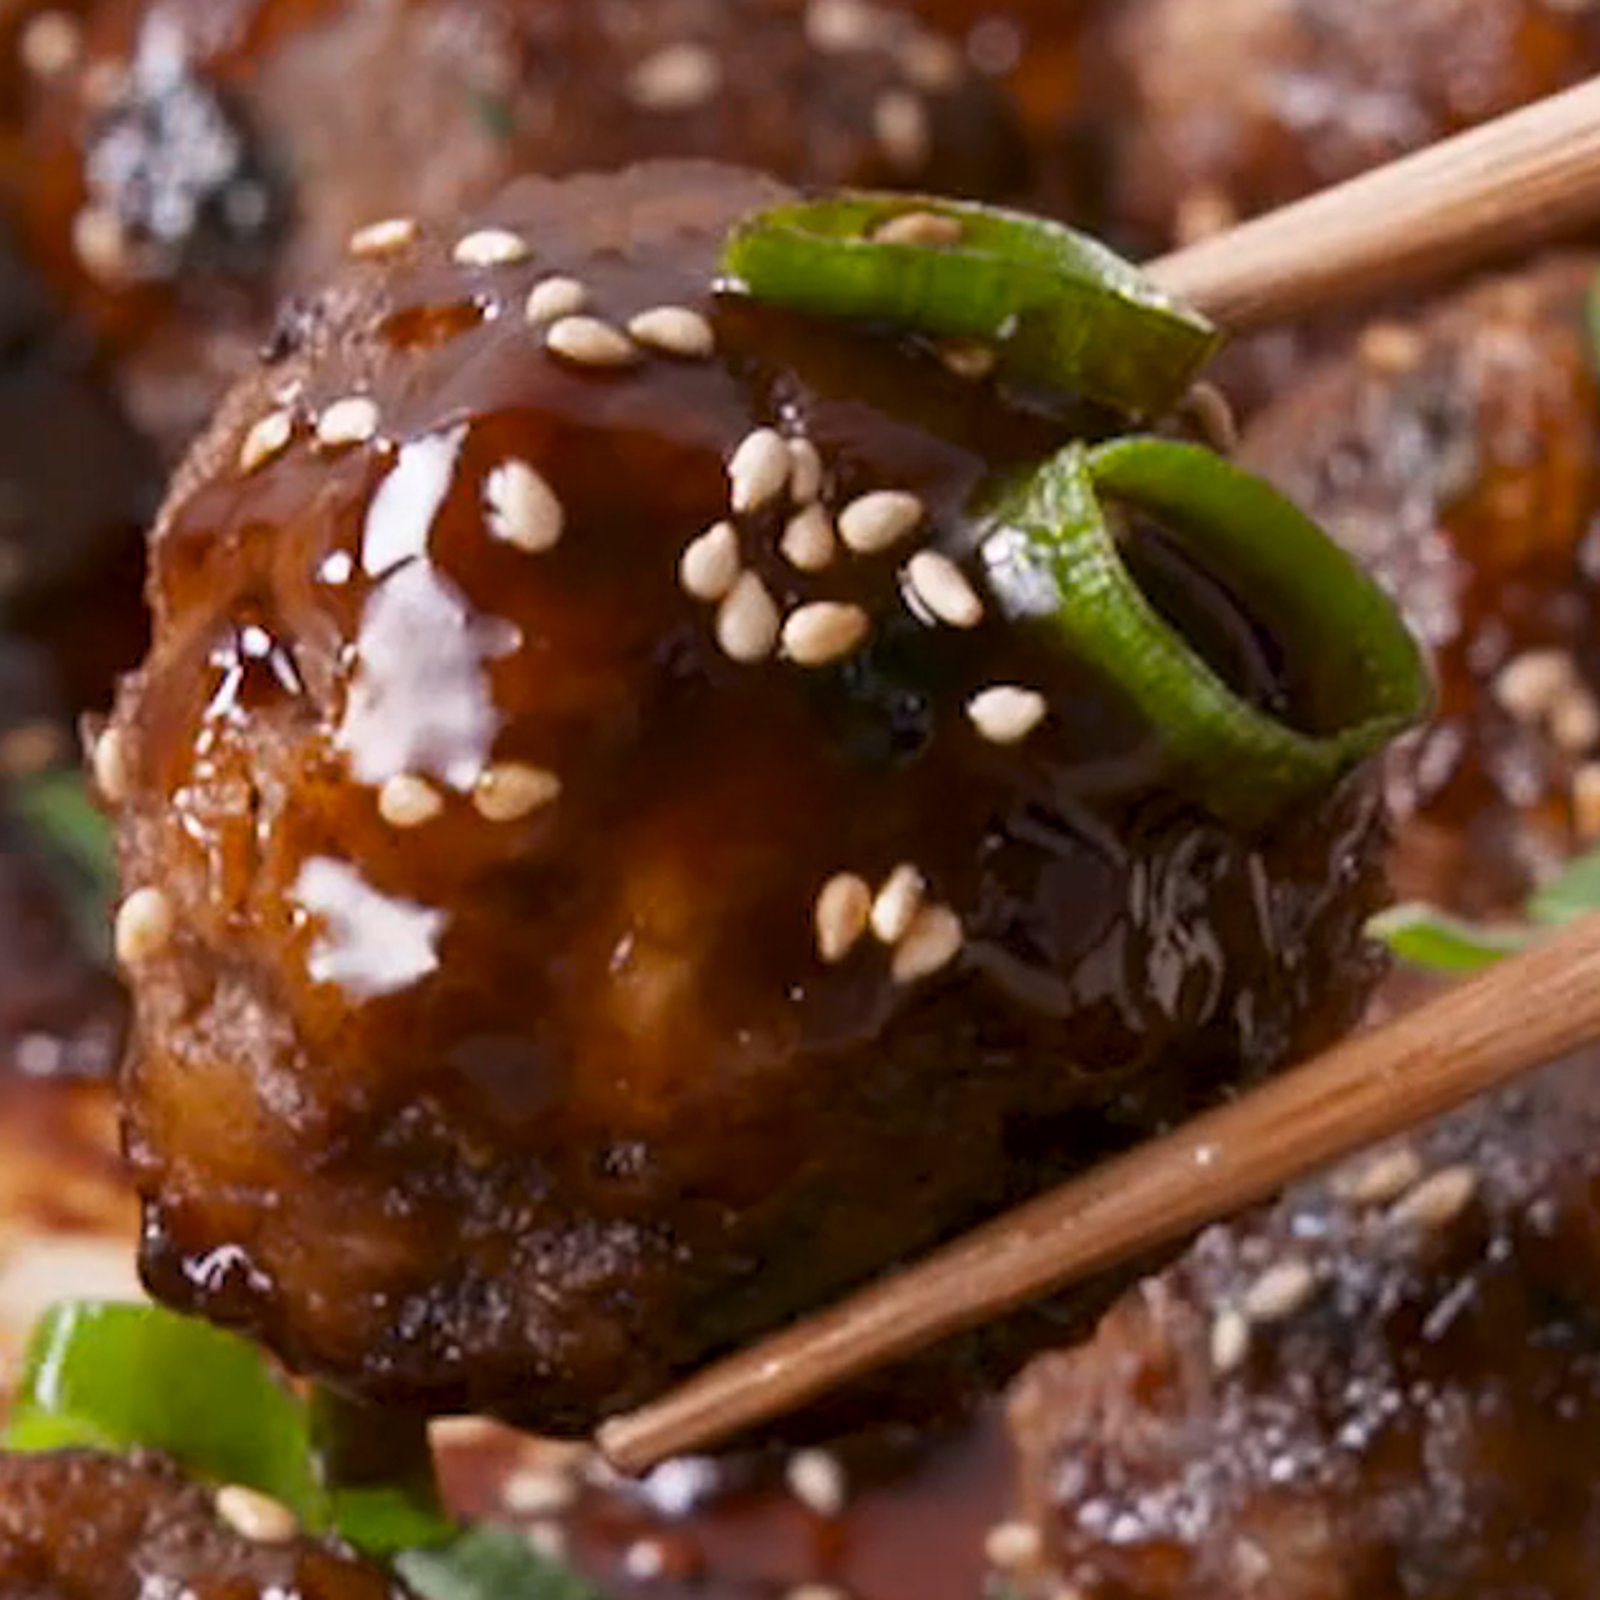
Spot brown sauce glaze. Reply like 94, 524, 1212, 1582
109, 162, 1388, 1435
1242, 256, 1600, 917
18, 0, 1027, 454
0, 1450, 405, 1598
438, 1411, 1009, 1600
1083, 0, 1600, 257
1008, 1043, 1600, 1600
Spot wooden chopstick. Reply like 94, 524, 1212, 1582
600, 915, 1600, 1472
1147, 74, 1600, 329
597, 81, 1600, 1472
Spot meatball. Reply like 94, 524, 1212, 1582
1240, 256, 1600, 917
0, 1450, 404, 1597
20, 0, 1025, 452
1088, 0, 1600, 254
1005, 1047, 1600, 1600
108, 162, 1388, 1432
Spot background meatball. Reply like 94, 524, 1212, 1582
1006, 1048, 1600, 1600
17, 0, 1026, 453
1241, 256, 1600, 917
0, 1450, 404, 1598
108, 162, 1388, 1432
1088, 0, 1600, 254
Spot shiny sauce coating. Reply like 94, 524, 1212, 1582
18, 0, 1026, 452
113, 162, 1386, 1432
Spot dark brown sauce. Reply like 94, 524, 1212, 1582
438, 1410, 1011, 1600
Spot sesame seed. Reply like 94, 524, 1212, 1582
871, 863, 926, 944
315, 396, 379, 447
453, 226, 532, 267
984, 1521, 1043, 1571
1359, 322, 1426, 376
838, 489, 924, 553
215, 1485, 298, 1545
0, 722, 63, 775
629, 40, 723, 110
805, 0, 890, 50
1241, 1258, 1316, 1324
787, 1588, 849, 1600
1552, 685, 1600, 754
891, 904, 963, 984
501, 1465, 577, 1517
19, 11, 80, 78
967, 686, 1048, 745
378, 773, 443, 829
238, 409, 294, 473
527, 1522, 569, 1560
623, 1539, 669, 1581
1335, 1145, 1424, 1207
873, 90, 932, 172
92, 727, 131, 805
787, 439, 825, 503
1174, 185, 1238, 246
1389, 1164, 1478, 1232
781, 505, 837, 572
715, 572, 781, 662
526, 276, 589, 326
485, 459, 564, 553
938, 339, 997, 381
79, 57, 126, 109
115, 888, 175, 966
1575, 762, 1600, 839
900, 32, 964, 91
680, 521, 742, 602
782, 602, 870, 667
728, 427, 792, 513
1209, 1307, 1251, 1374
628, 305, 715, 359
1495, 648, 1571, 722
71, 206, 129, 281
786, 1449, 847, 1517
545, 315, 639, 369
474, 763, 562, 823
872, 208, 961, 247
815, 874, 873, 963
348, 216, 419, 258
906, 550, 984, 628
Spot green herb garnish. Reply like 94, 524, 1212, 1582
3, 1301, 454, 1557
984, 438, 1430, 828
722, 194, 1221, 416
1372, 842, 1600, 973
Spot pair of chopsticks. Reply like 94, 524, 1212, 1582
601, 77, 1600, 1474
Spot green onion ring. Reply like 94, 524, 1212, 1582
985, 438, 1431, 827
721, 194, 1220, 417
2, 1300, 454, 1558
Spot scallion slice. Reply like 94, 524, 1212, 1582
721, 194, 1220, 417
984, 438, 1430, 827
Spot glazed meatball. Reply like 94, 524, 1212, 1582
1240, 256, 1600, 917
1005, 1047, 1600, 1600
1089, 0, 1600, 254
108, 162, 1389, 1432
0, 1450, 404, 1597
19, 0, 1025, 452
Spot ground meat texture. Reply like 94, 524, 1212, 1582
0, 1450, 405, 1598
109, 162, 1388, 1433
1085, 0, 1600, 255
19, 0, 1025, 455
1239, 256, 1600, 918
1006, 1045, 1600, 1600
